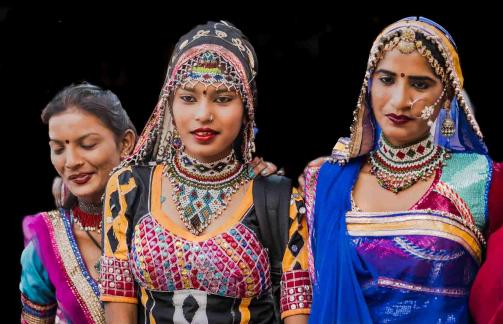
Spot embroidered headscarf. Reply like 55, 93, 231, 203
123, 21, 258, 166
332, 16, 487, 163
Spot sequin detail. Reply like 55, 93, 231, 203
280, 270, 312, 313
164, 150, 251, 235
369, 135, 450, 193
130, 216, 271, 298
99, 256, 136, 299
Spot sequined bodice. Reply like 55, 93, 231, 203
130, 215, 271, 298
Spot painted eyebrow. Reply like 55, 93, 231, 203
374, 69, 396, 76
49, 133, 100, 144
375, 69, 437, 82
408, 75, 437, 83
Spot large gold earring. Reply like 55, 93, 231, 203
170, 127, 184, 151
441, 99, 455, 137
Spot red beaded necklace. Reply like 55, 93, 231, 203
72, 206, 102, 233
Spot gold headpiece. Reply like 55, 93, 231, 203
397, 28, 416, 54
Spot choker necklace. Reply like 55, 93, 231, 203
72, 201, 102, 232
369, 134, 450, 193
163, 150, 252, 235
78, 200, 102, 215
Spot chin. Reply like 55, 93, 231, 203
186, 144, 232, 161
68, 183, 102, 202
381, 129, 416, 145
192, 151, 223, 162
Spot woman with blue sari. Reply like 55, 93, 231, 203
305, 17, 502, 323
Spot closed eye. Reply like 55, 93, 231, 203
49, 142, 64, 155
81, 143, 97, 150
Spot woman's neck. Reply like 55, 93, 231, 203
183, 147, 235, 164
76, 199, 102, 215
382, 131, 431, 148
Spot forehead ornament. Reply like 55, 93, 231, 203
398, 28, 416, 54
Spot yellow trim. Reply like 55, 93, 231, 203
139, 286, 148, 309
139, 287, 156, 324
150, 164, 254, 241
44, 211, 105, 323
101, 295, 138, 304
282, 249, 296, 271
103, 167, 135, 259
346, 217, 481, 263
282, 202, 310, 271
282, 201, 299, 271
281, 308, 311, 319
296, 215, 310, 269
103, 173, 119, 256
239, 297, 251, 324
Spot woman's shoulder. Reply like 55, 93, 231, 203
253, 174, 292, 189
22, 211, 61, 245
252, 175, 294, 209
110, 163, 162, 186
442, 152, 492, 178
448, 151, 490, 164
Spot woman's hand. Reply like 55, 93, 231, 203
250, 157, 280, 177
297, 156, 329, 196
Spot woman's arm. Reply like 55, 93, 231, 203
284, 314, 309, 324
104, 302, 137, 324
100, 167, 139, 313
20, 241, 57, 323
280, 188, 312, 321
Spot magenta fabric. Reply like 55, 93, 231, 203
23, 213, 92, 323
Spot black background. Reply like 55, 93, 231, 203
2, 4, 501, 320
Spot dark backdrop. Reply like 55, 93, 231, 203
2, 4, 500, 320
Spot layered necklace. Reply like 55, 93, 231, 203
72, 200, 102, 233
369, 134, 450, 193
163, 150, 252, 235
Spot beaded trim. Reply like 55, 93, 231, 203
369, 135, 450, 193
280, 270, 312, 313
171, 50, 249, 111
130, 217, 271, 298
44, 210, 104, 323
99, 256, 136, 299
163, 150, 251, 235
20, 293, 57, 323
366, 277, 468, 297
72, 207, 102, 233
